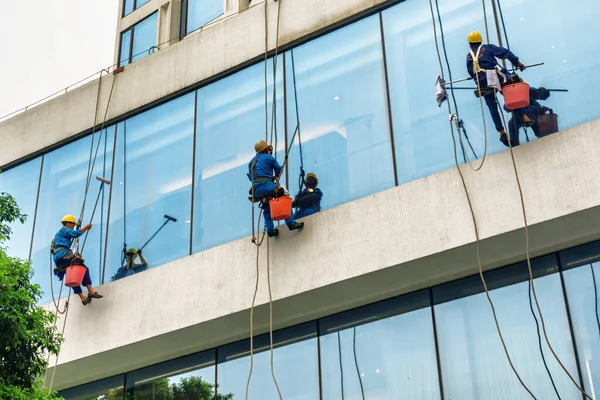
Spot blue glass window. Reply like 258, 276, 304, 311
285, 15, 395, 213
434, 257, 580, 399
123, 0, 150, 17
217, 323, 319, 399
192, 57, 285, 253
30, 128, 115, 304
186, 0, 224, 35
106, 94, 195, 282
0, 158, 41, 260
319, 291, 441, 399
58, 374, 124, 400
119, 12, 157, 67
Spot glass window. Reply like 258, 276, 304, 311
0, 158, 42, 260
217, 323, 319, 399
192, 57, 285, 253
106, 94, 194, 283
285, 15, 395, 212
125, 350, 216, 399
59, 374, 124, 400
186, 0, 224, 35
30, 128, 115, 304
561, 242, 600, 394
433, 256, 581, 399
123, 0, 150, 17
119, 12, 157, 66
319, 291, 440, 399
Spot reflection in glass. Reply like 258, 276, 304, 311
285, 15, 395, 212
58, 374, 124, 400
30, 128, 114, 304
0, 157, 41, 260
187, 0, 224, 34
563, 261, 600, 394
132, 13, 158, 64
106, 94, 194, 283
123, 0, 134, 17
320, 308, 440, 399
218, 327, 319, 400
193, 57, 285, 253
119, 29, 132, 67
435, 273, 580, 399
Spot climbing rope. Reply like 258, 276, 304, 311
592, 264, 600, 339
496, 97, 593, 399
352, 327, 365, 400
337, 331, 345, 399
427, 0, 536, 397
289, 49, 306, 193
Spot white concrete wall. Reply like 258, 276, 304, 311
46, 119, 600, 390
0, 0, 388, 169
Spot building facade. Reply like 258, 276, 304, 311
1, 0, 600, 398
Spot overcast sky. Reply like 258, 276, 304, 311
0, 1, 119, 118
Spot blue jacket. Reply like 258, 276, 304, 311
293, 188, 323, 212
467, 44, 520, 79
52, 226, 82, 262
247, 153, 282, 187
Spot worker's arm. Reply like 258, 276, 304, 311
80, 224, 92, 234
530, 87, 550, 101
271, 156, 283, 178
63, 225, 89, 238
137, 249, 147, 265
488, 44, 525, 70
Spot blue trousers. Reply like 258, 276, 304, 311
476, 72, 505, 132
508, 106, 540, 145
293, 208, 316, 219
252, 182, 296, 232
55, 259, 92, 295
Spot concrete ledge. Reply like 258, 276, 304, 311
47, 119, 600, 390
1, 0, 391, 169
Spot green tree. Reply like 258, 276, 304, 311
0, 191, 63, 399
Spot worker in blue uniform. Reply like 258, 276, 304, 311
111, 248, 149, 281
293, 173, 323, 219
51, 214, 103, 306
248, 140, 304, 237
466, 31, 527, 147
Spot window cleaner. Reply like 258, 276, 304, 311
466, 30, 527, 147
248, 140, 304, 238
114, 214, 176, 281
292, 173, 323, 219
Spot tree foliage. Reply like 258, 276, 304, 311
0, 191, 63, 399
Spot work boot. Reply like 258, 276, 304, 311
522, 114, 534, 127
82, 297, 92, 306
499, 130, 509, 147
288, 222, 304, 231
88, 292, 103, 299
267, 229, 279, 238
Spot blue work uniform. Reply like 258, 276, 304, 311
111, 261, 149, 281
293, 188, 323, 219
506, 87, 551, 145
247, 153, 297, 232
467, 43, 521, 132
52, 227, 92, 295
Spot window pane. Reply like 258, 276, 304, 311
434, 267, 580, 399
187, 0, 224, 34
192, 57, 285, 253
59, 374, 124, 400
319, 303, 440, 399
0, 158, 41, 260
132, 13, 158, 63
106, 94, 194, 282
217, 323, 319, 399
286, 15, 395, 212
123, 0, 134, 16
126, 350, 215, 399
499, 0, 600, 132
136, 0, 150, 10
120, 29, 132, 67
30, 128, 114, 304
561, 242, 600, 394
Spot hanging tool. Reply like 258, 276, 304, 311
138, 214, 177, 252
440, 62, 544, 87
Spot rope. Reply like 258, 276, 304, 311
47, 298, 71, 392
427, 0, 536, 397
481, 0, 490, 44
337, 331, 345, 399
592, 264, 600, 338
266, 236, 283, 399
352, 327, 365, 400
497, 97, 593, 399
496, 0, 511, 50
289, 49, 306, 192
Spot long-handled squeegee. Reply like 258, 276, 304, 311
138, 215, 178, 252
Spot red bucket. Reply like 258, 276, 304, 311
503, 82, 530, 110
65, 265, 86, 288
538, 113, 559, 136
269, 196, 292, 221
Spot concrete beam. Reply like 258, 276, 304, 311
46, 119, 600, 390
1, 0, 390, 169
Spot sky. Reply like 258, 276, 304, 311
0, 0, 119, 118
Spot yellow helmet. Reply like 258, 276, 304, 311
306, 173, 318, 183
254, 140, 269, 153
126, 247, 138, 255
61, 214, 76, 224
467, 31, 483, 43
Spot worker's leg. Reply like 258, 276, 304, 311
285, 215, 304, 231
484, 93, 505, 132
262, 203, 276, 233
79, 264, 103, 298
507, 115, 521, 147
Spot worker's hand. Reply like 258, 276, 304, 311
137, 249, 142, 255
83, 223, 92, 231
517, 61, 526, 72
308, 188, 314, 193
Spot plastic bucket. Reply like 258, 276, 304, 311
65, 265, 86, 288
269, 196, 292, 221
503, 82, 530, 110
538, 114, 559, 137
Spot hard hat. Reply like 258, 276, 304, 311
306, 173, 318, 185
61, 214, 76, 224
467, 31, 483, 43
126, 247, 137, 255
254, 140, 269, 153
